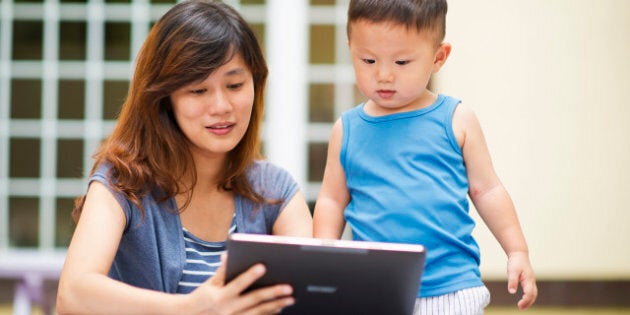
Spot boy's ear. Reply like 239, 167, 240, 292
432, 42, 452, 73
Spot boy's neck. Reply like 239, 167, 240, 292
363, 90, 438, 117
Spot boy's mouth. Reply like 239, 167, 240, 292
377, 89, 395, 99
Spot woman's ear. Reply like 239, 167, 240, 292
432, 42, 452, 73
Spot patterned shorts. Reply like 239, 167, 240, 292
413, 285, 491, 315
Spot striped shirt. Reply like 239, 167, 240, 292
176, 215, 237, 294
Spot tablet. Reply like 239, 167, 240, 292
225, 233, 426, 315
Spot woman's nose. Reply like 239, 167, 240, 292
208, 91, 232, 115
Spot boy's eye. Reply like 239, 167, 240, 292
395, 60, 410, 65
362, 58, 375, 64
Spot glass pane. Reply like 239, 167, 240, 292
57, 139, 84, 178
105, 22, 131, 61
309, 25, 335, 64
9, 197, 40, 248
10, 138, 41, 178
105, 0, 130, 3
150, 0, 176, 4
242, 0, 265, 4
11, 79, 42, 119
56, 198, 76, 248
309, 83, 334, 123
308, 142, 327, 182
103, 80, 129, 120
58, 80, 85, 119
260, 142, 266, 156
353, 84, 365, 106
12, 21, 43, 60
250, 23, 266, 52
59, 21, 87, 60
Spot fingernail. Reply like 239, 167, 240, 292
254, 265, 265, 275
284, 286, 293, 295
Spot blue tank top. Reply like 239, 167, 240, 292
340, 94, 483, 297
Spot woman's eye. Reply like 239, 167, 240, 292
395, 60, 410, 65
190, 88, 206, 94
362, 58, 375, 64
227, 83, 244, 90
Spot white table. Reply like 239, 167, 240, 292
0, 251, 66, 315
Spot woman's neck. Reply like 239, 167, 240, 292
191, 151, 228, 187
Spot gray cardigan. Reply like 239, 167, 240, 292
90, 160, 299, 292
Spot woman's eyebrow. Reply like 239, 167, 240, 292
224, 68, 247, 77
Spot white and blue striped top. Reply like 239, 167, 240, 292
176, 215, 237, 294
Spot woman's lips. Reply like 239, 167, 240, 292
206, 123, 234, 136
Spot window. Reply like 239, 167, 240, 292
0, 0, 354, 251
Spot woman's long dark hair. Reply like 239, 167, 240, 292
73, 0, 269, 221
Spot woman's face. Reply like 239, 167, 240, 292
170, 54, 254, 160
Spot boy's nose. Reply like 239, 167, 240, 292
377, 65, 394, 83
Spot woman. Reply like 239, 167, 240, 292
56, 1, 312, 314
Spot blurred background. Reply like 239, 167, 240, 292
0, 0, 628, 313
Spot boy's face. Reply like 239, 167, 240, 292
348, 20, 450, 115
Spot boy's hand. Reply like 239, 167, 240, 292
507, 251, 538, 310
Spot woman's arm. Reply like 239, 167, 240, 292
272, 190, 313, 237
57, 181, 294, 315
57, 181, 190, 314
313, 119, 350, 239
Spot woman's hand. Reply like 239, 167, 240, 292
189, 254, 295, 315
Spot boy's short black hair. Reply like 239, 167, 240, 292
347, 0, 448, 44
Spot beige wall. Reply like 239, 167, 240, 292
435, 0, 630, 279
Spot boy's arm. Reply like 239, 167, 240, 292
313, 119, 350, 239
453, 103, 538, 310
